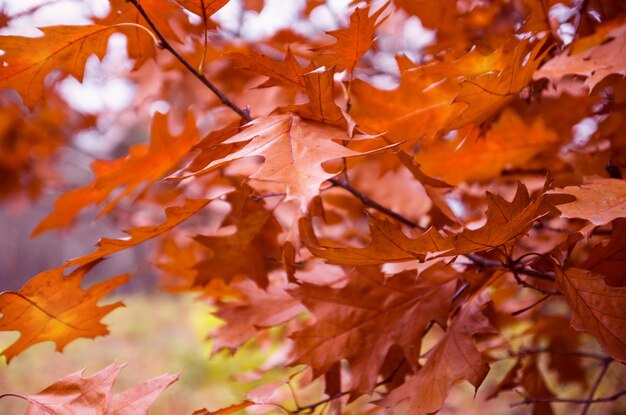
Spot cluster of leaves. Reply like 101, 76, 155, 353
0, 0, 626, 414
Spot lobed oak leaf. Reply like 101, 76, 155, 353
302, 183, 551, 265
444, 182, 552, 256
229, 48, 308, 91
0, 265, 129, 362
380, 295, 497, 414
280, 66, 349, 129
193, 189, 281, 288
535, 21, 626, 91
349, 69, 460, 145
581, 218, 626, 286
0, 25, 116, 108
174, 113, 388, 207
33, 111, 200, 235
415, 109, 559, 184
100, 0, 189, 67
549, 177, 626, 226
2, 363, 178, 415
212, 280, 305, 352
289, 265, 457, 396
175, 0, 230, 19
448, 38, 550, 129
299, 214, 452, 265
555, 267, 626, 362
66, 198, 212, 269
314, 1, 390, 73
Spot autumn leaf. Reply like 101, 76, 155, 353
535, 21, 626, 91
174, 113, 387, 207
0, 363, 178, 414
555, 267, 626, 362
100, 0, 189, 67
414, 109, 559, 184
0, 25, 116, 108
176, 0, 230, 18
302, 182, 551, 264
314, 1, 390, 73
381, 295, 496, 414
33, 111, 200, 235
193, 189, 281, 288
448, 38, 550, 129
230, 48, 308, 91
550, 177, 626, 226
212, 280, 305, 352
289, 265, 457, 396
280, 66, 349, 128
66, 198, 211, 269
0, 264, 128, 362
581, 218, 626, 286
300, 213, 452, 265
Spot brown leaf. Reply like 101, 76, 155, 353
212, 280, 305, 352
555, 267, 626, 362
289, 265, 457, 395
381, 295, 496, 414
193, 189, 281, 288
581, 218, 626, 286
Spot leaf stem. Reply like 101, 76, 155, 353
127, 0, 252, 122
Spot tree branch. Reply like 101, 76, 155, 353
127, 0, 252, 122
329, 177, 426, 230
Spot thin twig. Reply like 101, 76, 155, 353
328, 177, 426, 230
127, 0, 252, 122
465, 254, 556, 282
581, 359, 612, 415
511, 293, 553, 316
294, 359, 405, 413
512, 389, 626, 407
511, 267, 560, 295
516, 347, 610, 361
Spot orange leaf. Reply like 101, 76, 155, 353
67, 198, 211, 269
176, 0, 230, 18
33, 111, 200, 235
550, 177, 626, 226
0, 265, 128, 362
0, 25, 115, 108
314, 1, 390, 73
535, 21, 626, 91
176, 113, 388, 207
230, 48, 308, 91
415, 109, 559, 184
